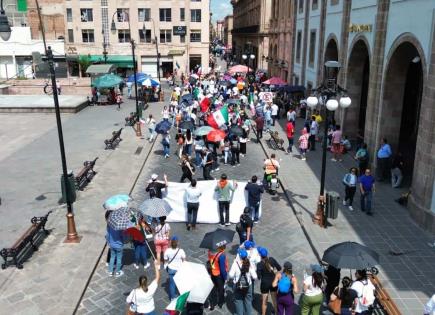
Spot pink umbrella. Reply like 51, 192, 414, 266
223, 74, 232, 81
228, 65, 252, 74
263, 77, 287, 85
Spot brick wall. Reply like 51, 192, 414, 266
27, 0, 65, 40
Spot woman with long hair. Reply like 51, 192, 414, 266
184, 129, 193, 156
163, 236, 186, 300
257, 247, 282, 315
329, 276, 358, 315
272, 261, 298, 315
301, 265, 324, 315
153, 216, 170, 266
125, 260, 161, 315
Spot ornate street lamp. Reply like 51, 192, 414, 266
306, 61, 351, 228
0, 0, 11, 41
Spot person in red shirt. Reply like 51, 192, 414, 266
255, 116, 265, 143
286, 120, 295, 154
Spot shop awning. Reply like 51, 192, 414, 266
168, 50, 185, 56
85, 64, 117, 75
80, 55, 134, 68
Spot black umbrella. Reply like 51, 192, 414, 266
322, 241, 379, 270
179, 120, 194, 130
200, 228, 235, 251
229, 125, 244, 137
155, 120, 172, 134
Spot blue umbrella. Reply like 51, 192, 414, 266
181, 94, 193, 102
155, 120, 172, 134
230, 78, 237, 85
127, 73, 150, 83
103, 194, 132, 210
141, 77, 160, 87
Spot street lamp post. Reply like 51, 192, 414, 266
142, 19, 161, 94
111, 11, 142, 136
34, 0, 80, 242
306, 61, 352, 228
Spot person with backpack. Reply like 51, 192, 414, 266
145, 174, 168, 199
229, 248, 258, 315
208, 245, 228, 311
236, 207, 254, 244
272, 261, 298, 315
342, 167, 358, 211
329, 276, 358, 315
350, 270, 376, 315
215, 174, 237, 226
354, 143, 369, 175
300, 265, 325, 315
164, 236, 186, 300
257, 247, 282, 315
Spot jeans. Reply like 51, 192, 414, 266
287, 137, 294, 153
309, 134, 316, 150
180, 172, 193, 183
360, 191, 373, 213
210, 275, 225, 308
377, 157, 391, 181
218, 201, 230, 224
272, 114, 278, 126
187, 202, 199, 226
224, 150, 230, 164
249, 201, 260, 221
203, 165, 213, 180
195, 150, 202, 167
163, 144, 170, 157
167, 267, 178, 300
256, 129, 263, 141
108, 247, 123, 273
266, 119, 272, 130
133, 241, 148, 265
234, 283, 253, 315
148, 128, 155, 141
391, 167, 403, 188
344, 186, 356, 206
184, 144, 192, 155
231, 148, 240, 165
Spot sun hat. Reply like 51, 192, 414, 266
310, 264, 324, 273
151, 174, 158, 180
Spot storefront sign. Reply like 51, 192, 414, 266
349, 23, 372, 33
67, 46, 78, 54
259, 92, 274, 102
173, 26, 187, 36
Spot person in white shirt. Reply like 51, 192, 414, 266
185, 179, 202, 230
146, 114, 156, 142
162, 106, 170, 120
350, 269, 376, 315
424, 294, 435, 315
126, 260, 160, 315
301, 264, 324, 315
309, 115, 319, 151
343, 167, 358, 211
164, 236, 186, 300
271, 103, 279, 126
229, 248, 257, 315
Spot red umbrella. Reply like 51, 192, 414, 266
263, 77, 287, 85
207, 129, 226, 142
124, 227, 144, 242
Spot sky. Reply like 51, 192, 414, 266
210, 0, 232, 23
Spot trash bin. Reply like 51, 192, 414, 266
61, 171, 76, 204
326, 191, 340, 219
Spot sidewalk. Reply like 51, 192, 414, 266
0, 92, 170, 314
258, 116, 435, 314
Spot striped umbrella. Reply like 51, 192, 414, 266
107, 207, 138, 230
139, 198, 172, 218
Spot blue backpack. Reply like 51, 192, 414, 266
277, 273, 292, 294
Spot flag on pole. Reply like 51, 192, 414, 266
17, 0, 27, 11
165, 291, 190, 313
207, 106, 229, 129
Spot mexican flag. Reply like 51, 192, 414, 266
200, 97, 210, 112
165, 291, 190, 314
207, 106, 229, 129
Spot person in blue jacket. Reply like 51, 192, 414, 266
106, 225, 125, 277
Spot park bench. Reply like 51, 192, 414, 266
104, 128, 123, 150
267, 130, 285, 150
75, 157, 98, 191
370, 274, 402, 315
1, 211, 52, 269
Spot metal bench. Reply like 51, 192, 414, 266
1, 211, 52, 269
267, 130, 285, 150
104, 128, 123, 150
75, 157, 98, 190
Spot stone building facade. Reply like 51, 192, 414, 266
223, 15, 233, 50
231, 0, 271, 70
292, 0, 435, 233
267, 0, 295, 83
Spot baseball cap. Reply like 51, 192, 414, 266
238, 248, 248, 259
310, 264, 324, 273
257, 247, 268, 258
283, 261, 293, 270
151, 174, 158, 180
171, 235, 179, 241
244, 240, 255, 249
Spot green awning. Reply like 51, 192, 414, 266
168, 50, 185, 56
81, 55, 134, 68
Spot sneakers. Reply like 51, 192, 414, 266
107, 270, 113, 277
253, 220, 259, 224
331, 158, 337, 162
343, 200, 347, 206
301, 157, 306, 161
225, 222, 231, 226
348, 206, 354, 211
219, 223, 225, 227
144, 262, 150, 269
215, 168, 220, 171
133, 263, 139, 269
115, 270, 124, 277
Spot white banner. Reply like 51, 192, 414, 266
163, 181, 262, 223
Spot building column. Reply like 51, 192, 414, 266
364, 0, 390, 163
408, 16, 435, 233
289, 1, 297, 84
316, 0, 327, 85
300, 0, 311, 85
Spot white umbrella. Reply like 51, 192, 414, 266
174, 262, 214, 303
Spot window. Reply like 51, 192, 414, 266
138, 8, 150, 22
66, 8, 72, 22
296, 30, 302, 63
160, 29, 172, 43
80, 8, 93, 22
309, 30, 316, 67
139, 29, 152, 43
101, 0, 108, 6
191, 9, 201, 22
117, 9, 129, 22
190, 30, 201, 42
331, 0, 339, 5
180, 35, 185, 43
118, 30, 131, 43
82, 29, 94, 43
68, 29, 74, 43
180, 8, 185, 22
159, 8, 171, 22
312, 0, 318, 10
298, 0, 304, 13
